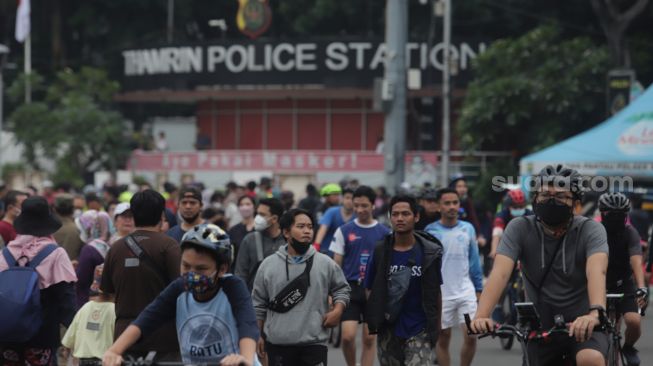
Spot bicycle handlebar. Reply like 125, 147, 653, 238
463, 313, 606, 343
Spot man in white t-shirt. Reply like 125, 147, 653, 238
426, 188, 483, 366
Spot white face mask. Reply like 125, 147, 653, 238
254, 214, 270, 232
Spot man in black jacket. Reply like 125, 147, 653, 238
365, 194, 443, 366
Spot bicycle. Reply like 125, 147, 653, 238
605, 291, 647, 366
492, 267, 525, 350
88, 352, 249, 366
465, 302, 607, 366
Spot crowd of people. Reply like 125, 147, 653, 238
0, 164, 651, 366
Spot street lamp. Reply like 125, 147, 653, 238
0, 44, 9, 169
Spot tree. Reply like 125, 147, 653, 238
457, 24, 610, 158
591, 0, 649, 67
6, 67, 130, 187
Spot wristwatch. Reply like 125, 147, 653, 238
588, 304, 605, 318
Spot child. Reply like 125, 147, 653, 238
102, 224, 259, 366
62, 264, 115, 365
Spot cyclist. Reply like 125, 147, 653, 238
102, 224, 259, 366
314, 186, 355, 255
470, 165, 609, 366
489, 189, 533, 259
598, 192, 648, 366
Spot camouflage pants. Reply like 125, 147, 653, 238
377, 328, 436, 366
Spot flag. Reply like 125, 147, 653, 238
15, 0, 30, 43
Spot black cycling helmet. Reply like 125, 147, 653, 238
181, 223, 232, 262
598, 192, 630, 213
536, 164, 584, 200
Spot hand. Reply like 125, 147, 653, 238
102, 350, 123, 366
569, 314, 600, 343
470, 317, 494, 334
488, 249, 496, 259
256, 338, 266, 360
636, 287, 649, 309
478, 236, 487, 247
322, 306, 343, 328
220, 354, 252, 366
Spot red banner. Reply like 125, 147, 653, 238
129, 150, 438, 172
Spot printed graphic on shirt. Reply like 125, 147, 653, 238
178, 314, 237, 363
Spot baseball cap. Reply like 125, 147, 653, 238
179, 186, 202, 202
114, 202, 131, 218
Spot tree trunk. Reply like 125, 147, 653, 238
590, 0, 649, 68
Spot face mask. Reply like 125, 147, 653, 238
290, 238, 311, 255
534, 199, 572, 227
183, 271, 217, 295
602, 213, 626, 232
510, 208, 526, 217
239, 205, 255, 219
254, 214, 270, 231
374, 198, 384, 208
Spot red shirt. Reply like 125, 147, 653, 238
0, 220, 17, 244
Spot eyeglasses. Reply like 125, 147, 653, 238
537, 192, 573, 204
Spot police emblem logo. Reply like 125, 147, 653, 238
237, 0, 272, 39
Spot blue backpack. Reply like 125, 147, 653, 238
0, 244, 58, 343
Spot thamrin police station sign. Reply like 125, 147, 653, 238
121, 39, 486, 90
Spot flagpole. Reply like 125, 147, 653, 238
24, 33, 31, 103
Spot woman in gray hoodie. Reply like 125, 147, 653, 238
252, 208, 350, 366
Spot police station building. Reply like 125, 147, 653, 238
117, 38, 489, 186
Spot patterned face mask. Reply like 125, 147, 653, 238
183, 271, 218, 295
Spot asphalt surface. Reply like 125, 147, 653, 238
326, 311, 653, 365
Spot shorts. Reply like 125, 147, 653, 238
441, 296, 477, 329
608, 279, 639, 315
265, 343, 327, 366
377, 327, 436, 366
342, 281, 367, 323
526, 331, 608, 366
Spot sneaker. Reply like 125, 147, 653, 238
622, 344, 640, 366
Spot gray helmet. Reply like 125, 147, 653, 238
537, 164, 584, 199
598, 193, 630, 212
181, 223, 232, 260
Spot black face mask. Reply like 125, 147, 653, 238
534, 199, 573, 227
290, 238, 311, 255
602, 213, 626, 233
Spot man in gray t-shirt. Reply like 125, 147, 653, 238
470, 165, 609, 366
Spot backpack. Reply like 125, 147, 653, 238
0, 244, 58, 343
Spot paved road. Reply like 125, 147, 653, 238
326, 312, 653, 365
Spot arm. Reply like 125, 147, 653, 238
164, 241, 181, 281
329, 260, 351, 308
329, 228, 346, 267
468, 231, 484, 293
631, 254, 646, 289
234, 236, 253, 282
475, 255, 514, 318
131, 279, 183, 338
314, 225, 329, 247
51, 281, 77, 327
103, 325, 143, 366
490, 234, 501, 258
100, 247, 115, 294
568, 252, 607, 343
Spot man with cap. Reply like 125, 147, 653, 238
0, 196, 77, 366
110, 202, 135, 244
167, 187, 204, 243
53, 193, 86, 263
415, 188, 441, 231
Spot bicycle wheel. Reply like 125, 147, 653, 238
499, 294, 514, 350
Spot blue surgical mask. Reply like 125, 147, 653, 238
510, 208, 526, 217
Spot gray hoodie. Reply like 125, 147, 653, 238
252, 244, 350, 346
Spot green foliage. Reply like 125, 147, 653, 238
458, 24, 610, 157
6, 67, 129, 185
